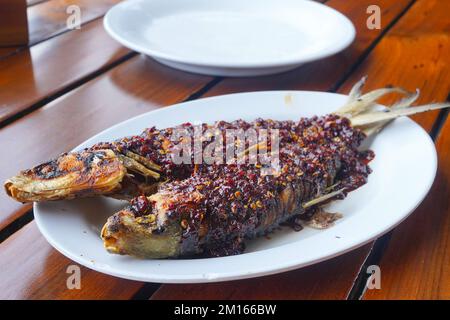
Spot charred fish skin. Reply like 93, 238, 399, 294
3, 125, 182, 203
102, 115, 373, 259
3, 123, 194, 203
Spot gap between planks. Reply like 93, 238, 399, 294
328, 0, 417, 93
347, 102, 450, 300
0, 0, 123, 61
0, 51, 137, 130
342, 0, 450, 297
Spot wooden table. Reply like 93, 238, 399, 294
0, 0, 448, 300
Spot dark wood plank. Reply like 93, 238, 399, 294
0, 47, 20, 60
0, 222, 143, 299
364, 114, 450, 299
0, 0, 28, 47
153, 0, 450, 300
0, 18, 131, 125
0, 0, 122, 60
27, 0, 122, 45
357, 0, 450, 299
338, 0, 450, 132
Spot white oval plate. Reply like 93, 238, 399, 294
34, 91, 437, 283
104, 0, 355, 76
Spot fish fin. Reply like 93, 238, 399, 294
336, 77, 450, 136
336, 77, 410, 117
359, 89, 421, 136
303, 188, 345, 209
351, 103, 450, 130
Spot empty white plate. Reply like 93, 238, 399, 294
104, 0, 356, 76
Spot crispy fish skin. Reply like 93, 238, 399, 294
4, 149, 126, 202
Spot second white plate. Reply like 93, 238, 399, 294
104, 0, 355, 76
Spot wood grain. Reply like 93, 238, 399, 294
352, 0, 450, 300
364, 114, 450, 299
339, 0, 450, 132
27, 0, 122, 45
154, 0, 450, 300
1, 0, 447, 301
0, 222, 143, 299
0, 18, 131, 125
0, 0, 122, 60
